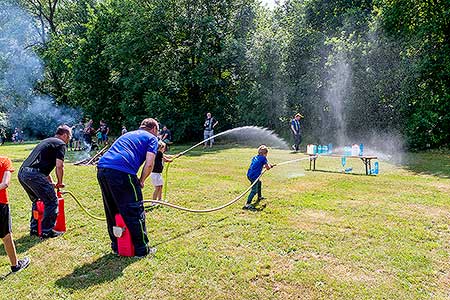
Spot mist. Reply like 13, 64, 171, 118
0, 1, 80, 139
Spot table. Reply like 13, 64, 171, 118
308, 154, 378, 175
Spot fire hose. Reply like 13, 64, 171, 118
62, 156, 313, 219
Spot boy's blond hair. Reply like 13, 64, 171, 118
258, 145, 268, 155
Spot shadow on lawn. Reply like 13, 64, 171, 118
55, 253, 135, 290
403, 151, 450, 178
0, 235, 40, 256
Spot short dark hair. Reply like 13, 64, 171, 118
140, 118, 158, 130
55, 124, 72, 136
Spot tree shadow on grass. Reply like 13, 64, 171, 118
402, 151, 450, 178
55, 253, 136, 290
0, 235, 40, 256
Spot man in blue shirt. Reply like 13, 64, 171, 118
290, 113, 303, 152
97, 118, 159, 257
244, 145, 273, 211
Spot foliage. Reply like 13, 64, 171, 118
3, 0, 449, 148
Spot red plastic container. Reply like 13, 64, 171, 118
115, 214, 135, 257
33, 192, 66, 236
54, 191, 66, 232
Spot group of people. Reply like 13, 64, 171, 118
1, 112, 303, 268
69, 119, 110, 151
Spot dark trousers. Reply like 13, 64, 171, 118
246, 176, 262, 205
97, 167, 149, 256
18, 169, 58, 234
293, 133, 302, 151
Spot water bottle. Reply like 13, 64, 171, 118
318, 145, 322, 154
328, 143, 333, 154
344, 146, 351, 156
345, 167, 353, 173
323, 145, 328, 154
374, 161, 379, 175
359, 143, 364, 156
341, 156, 346, 167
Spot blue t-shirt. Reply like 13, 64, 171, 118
98, 129, 158, 175
247, 155, 268, 181
291, 118, 300, 134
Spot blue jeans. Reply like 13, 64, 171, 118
246, 176, 262, 205
18, 168, 58, 234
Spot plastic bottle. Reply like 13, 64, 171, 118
351, 144, 359, 156
341, 156, 346, 167
359, 143, 364, 156
328, 143, 333, 154
344, 146, 351, 156
374, 161, 379, 175
318, 145, 322, 154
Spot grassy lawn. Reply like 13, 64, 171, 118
0, 143, 449, 300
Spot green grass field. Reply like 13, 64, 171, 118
0, 143, 449, 300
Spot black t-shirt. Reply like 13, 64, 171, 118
21, 137, 66, 175
153, 151, 164, 173
160, 129, 171, 141
204, 117, 216, 131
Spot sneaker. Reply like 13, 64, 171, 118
242, 204, 257, 211
134, 247, 157, 258
30, 229, 39, 237
40, 230, 64, 240
292, 145, 296, 150
11, 257, 30, 273
257, 197, 266, 201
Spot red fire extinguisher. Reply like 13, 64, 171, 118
113, 214, 135, 257
33, 190, 66, 236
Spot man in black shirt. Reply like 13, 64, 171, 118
18, 125, 71, 239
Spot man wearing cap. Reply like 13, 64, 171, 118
18, 125, 72, 239
290, 113, 303, 152
97, 118, 159, 257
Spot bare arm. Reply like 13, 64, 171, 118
139, 152, 156, 188
213, 120, 218, 128
163, 154, 173, 163
264, 163, 273, 170
55, 158, 65, 188
0, 170, 11, 190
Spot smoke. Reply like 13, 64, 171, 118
0, 1, 80, 138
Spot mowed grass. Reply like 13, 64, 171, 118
0, 143, 449, 300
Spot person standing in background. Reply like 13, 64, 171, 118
290, 113, 303, 152
203, 112, 218, 148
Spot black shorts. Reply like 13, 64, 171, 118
0, 203, 12, 239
